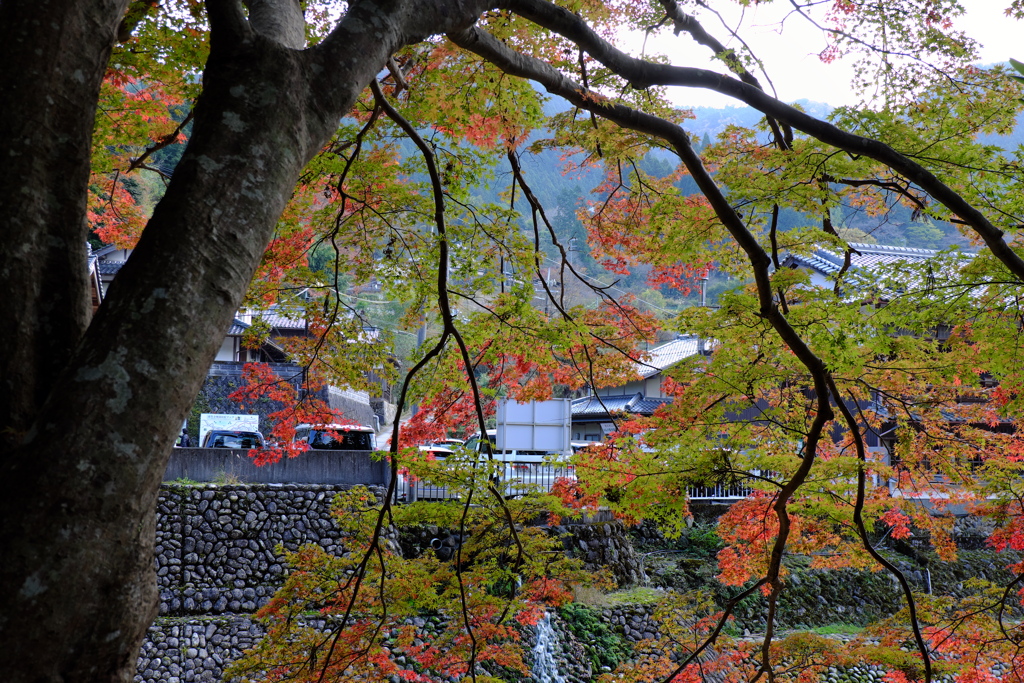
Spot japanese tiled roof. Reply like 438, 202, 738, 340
227, 320, 250, 336
784, 242, 948, 276
229, 309, 380, 345
226, 317, 285, 352
255, 308, 307, 330
245, 308, 379, 339
97, 260, 126, 276
631, 396, 674, 414
637, 335, 702, 378
571, 393, 672, 417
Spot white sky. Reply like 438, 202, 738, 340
637, 0, 1023, 108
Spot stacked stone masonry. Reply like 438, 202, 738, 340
555, 520, 648, 586
155, 484, 388, 616
137, 485, 1012, 682
139, 484, 643, 681
139, 484, 390, 681
135, 618, 262, 683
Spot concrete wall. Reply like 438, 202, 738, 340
165, 448, 390, 486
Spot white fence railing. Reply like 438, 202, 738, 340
396, 462, 577, 502
395, 462, 756, 503
685, 481, 755, 500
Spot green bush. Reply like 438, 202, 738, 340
558, 603, 632, 671
686, 524, 723, 557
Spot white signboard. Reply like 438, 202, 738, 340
198, 413, 259, 445
496, 399, 571, 454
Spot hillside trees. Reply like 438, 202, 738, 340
3, 0, 1024, 682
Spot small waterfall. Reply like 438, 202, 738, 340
532, 612, 566, 683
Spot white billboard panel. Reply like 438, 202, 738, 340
198, 413, 260, 446
496, 399, 571, 454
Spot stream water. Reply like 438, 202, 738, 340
532, 612, 567, 683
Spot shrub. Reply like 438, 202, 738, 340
559, 603, 632, 671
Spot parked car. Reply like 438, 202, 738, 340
201, 430, 266, 449
293, 423, 376, 450
424, 438, 465, 449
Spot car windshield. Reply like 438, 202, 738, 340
209, 432, 261, 448
310, 429, 373, 450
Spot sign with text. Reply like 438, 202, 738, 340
198, 413, 259, 446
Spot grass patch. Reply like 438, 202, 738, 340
601, 587, 666, 606
571, 584, 609, 607
213, 471, 243, 485
810, 624, 864, 636
165, 477, 201, 486
571, 585, 667, 608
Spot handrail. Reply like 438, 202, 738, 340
395, 460, 757, 502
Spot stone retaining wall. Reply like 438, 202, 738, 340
603, 604, 660, 642
139, 613, 599, 683
143, 485, 644, 681
555, 520, 647, 587
137, 485, 1016, 682
155, 484, 390, 616
135, 617, 261, 683
141, 483, 394, 680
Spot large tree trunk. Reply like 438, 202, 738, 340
0, 1, 488, 680
0, 0, 130, 444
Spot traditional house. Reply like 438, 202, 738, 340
780, 241, 958, 293
571, 243, 978, 451
781, 241, 1013, 498
88, 244, 131, 312
570, 335, 704, 442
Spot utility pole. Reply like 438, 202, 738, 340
698, 272, 709, 355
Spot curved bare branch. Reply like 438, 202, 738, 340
503, 0, 1024, 283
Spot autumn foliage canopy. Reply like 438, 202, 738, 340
81, 0, 1024, 681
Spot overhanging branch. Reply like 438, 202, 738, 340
504, 0, 1024, 283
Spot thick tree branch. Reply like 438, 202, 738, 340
117, 0, 159, 42
0, 3, 503, 680
243, 0, 305, 49
504, 0, 1024, 283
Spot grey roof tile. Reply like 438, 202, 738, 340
631, 396, 673, 414
255, 309, 306, 329
637, 335, 702, 378
227, 320, 249, 336
571, 393, 672, 417
786, 242, 967, 278
97, 260, 126, 275
572, 395, 635, 416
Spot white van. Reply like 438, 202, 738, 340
293, 423, 377, 451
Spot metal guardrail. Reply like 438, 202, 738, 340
395, 461, 756, 503
396, 462, 576, 502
